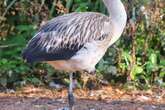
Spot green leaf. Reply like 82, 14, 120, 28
1, 59, 8, 64
130, 65, 144, 80
134, 66, 143, 73
75, 3, 88, 12
149, 53, 157, 65
159, 71, 165, 78
145, 62, 154, 72
66, 0, 73, 11
160, 60, 165, 66
122, 51, 131, 66
28, 77, 42, 85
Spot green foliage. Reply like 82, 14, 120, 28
0, 0, 164, 89
0, 23, 37, 87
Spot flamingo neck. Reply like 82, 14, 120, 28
103, 0, 127, 46
103, 0, 127, 32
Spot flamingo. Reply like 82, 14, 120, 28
22, 0, 127, 109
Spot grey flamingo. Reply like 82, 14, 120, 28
22, 0, 127, 109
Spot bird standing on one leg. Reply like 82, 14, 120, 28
22, 0, 127, 109
68, 73, 74, 110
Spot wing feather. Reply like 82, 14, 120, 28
22, 12, 112, 63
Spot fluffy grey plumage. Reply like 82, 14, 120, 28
22, 0, 127, 74
22, 12, 112, 63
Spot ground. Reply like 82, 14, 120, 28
0, 85, 165, 110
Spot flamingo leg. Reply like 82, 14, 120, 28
68, 73, 75, 110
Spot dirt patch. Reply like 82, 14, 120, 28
0, 86, 165, 110
0, 97, 165, 110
